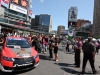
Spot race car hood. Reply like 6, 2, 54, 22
2, 47, 35, 58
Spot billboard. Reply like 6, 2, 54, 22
10, 3, 27, 14
11, 0, 28, 9
29, 10, 32, 17
68, 21, 77, 28
29, 0, 33, 17
64, 30, 68, 35
68, 7, 78, 22
1, 0, 9, 8
68, 30, 74, 40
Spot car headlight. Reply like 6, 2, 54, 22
34, 54, 39, 59
3, 56, 15, 62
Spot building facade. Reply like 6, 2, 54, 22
33, 14, 53, 33
68, 7, 78, 30
74, 23, 93, 39
31, 18, 35, 29
49, 30, 57, 35
57, 25, 65, 35
93, 0, 100, 37
76, 19, 91, 30
0, 0, 32, 34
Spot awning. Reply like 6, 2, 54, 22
0, 22, 47, 34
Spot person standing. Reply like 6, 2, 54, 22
53, 38, 59, 61
74, 37, 82, 68
48, 36, 53, 59
66, 40, 70, 52
82, 37, 97, 74
32, 37, 41, 53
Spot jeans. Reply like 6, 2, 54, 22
42, 44, 47, 52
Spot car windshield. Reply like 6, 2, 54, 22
6, 38, 31, 48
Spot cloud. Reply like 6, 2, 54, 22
40, 0, 44, 2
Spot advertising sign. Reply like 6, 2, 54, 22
68, 7, 78, 22
11, 0, 28, 9
64, 30, 68, 35
29, 0, 33, 17
68, 30, 74, 40
68, 30, 74, 36
1, 0, 9, 8
10, 3, 27, 14
68, 21, 77, 29
29, 10, 32, 17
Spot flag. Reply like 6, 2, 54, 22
2, 0, 9, 4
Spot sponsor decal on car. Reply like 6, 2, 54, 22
16, 48, 31, 57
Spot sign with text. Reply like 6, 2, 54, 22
10, 4, 27, 14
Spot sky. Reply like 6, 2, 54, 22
32, 0, 94, 30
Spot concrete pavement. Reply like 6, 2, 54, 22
0, 44, 100, 75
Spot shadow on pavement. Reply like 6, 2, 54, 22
13, 68, 35, 74
54, 63, 80, 74
61, 67, 80, 74
39, 54, 51, 60
0, 67, 35, 75
55, 63, 75, 67
57, 63, 73, 66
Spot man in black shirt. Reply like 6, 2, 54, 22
49, 36, 53, 59
82, 37, 97, 74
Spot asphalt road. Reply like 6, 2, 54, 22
1, 44, 100, 75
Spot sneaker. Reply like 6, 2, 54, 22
56, 60, 58, 61
44, 52, 46, 54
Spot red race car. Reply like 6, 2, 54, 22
0, 36, 39, 72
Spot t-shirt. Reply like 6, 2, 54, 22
49, 39, 53, 47
82, 41, 96, 53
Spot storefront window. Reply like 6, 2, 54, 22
0, 18, 8, 23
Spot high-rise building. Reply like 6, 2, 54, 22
57, 25, 65, 35
0, 0, 33, 34
68, 7, 78, 29
33, 14, 53, 33
76, 19, 91, 30
93, 0, 100, 37
31, 18, 35, 29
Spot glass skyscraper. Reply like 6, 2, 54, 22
33, 14, 53, 32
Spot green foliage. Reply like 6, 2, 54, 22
96, 36, 100, 39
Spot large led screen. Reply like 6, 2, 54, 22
11, 0, 28, 9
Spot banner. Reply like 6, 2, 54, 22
10, 3, 27, 14
68, 7, 78, 22
68, 30, 74, 36
1, 0, 9, 8
29, 10, 32, 16
11, 0, 28, 9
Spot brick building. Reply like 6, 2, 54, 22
76, 19, 91, 30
